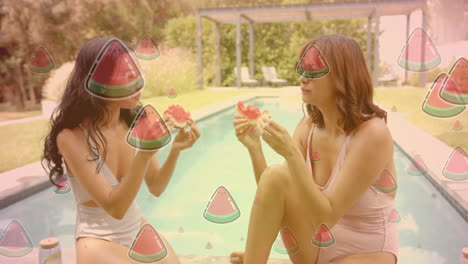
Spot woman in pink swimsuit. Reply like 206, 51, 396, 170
231, 34, 398, 264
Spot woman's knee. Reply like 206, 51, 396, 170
259, 164, 290, 192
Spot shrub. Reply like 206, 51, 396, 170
41, 61, 74, 101
139, 46, 198, 98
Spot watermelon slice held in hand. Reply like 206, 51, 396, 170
203, 186, 240, 224
127, 105, 172, 151
237, 101, 271, 127
28, 46, 54, 74
422, 73, 465, 118
85, 38, 145, 100
442, 146, 468, 181
136, 34, 160, 60
296, 45, 329, 79
398, 27, 441, 72
164, 105, 191, 129
311, 224, 335, 248
0, 220, 33, 257
274, 228, 300, 254
128, 224, 167, 263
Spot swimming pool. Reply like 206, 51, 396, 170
0, 97, 467, 263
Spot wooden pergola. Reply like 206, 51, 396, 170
196, 0, 427, 89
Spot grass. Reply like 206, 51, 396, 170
0, 89, 280, 173
374, 87, 468, 151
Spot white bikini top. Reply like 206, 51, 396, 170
65, 125, 131, 205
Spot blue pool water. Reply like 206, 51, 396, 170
0, 97, 467, 263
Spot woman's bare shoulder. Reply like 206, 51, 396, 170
56, 127, 86, 155
350, 117, 392, 149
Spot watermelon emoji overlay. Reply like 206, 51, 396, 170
439, 57, 468, 105
85, 38, 145, 100
311, 152, 320, 161
391, 105, 397, 112
422, 73, 466, 118
237, 101, 271, 126
164, 105, 191, 129
0, 220, 33, 257
168, 88, 177, 98
203, 186, 240, 224
406, 154, 427, 176
128, 224, 167, 263
274, 228, 300, 254
127, 104, 172, 151
311, 224, 335, 248
296, 45, 329, 79
28, 46, 54, 74
53, 176, 71, 194
453, 120, 463, 131
373, 169, 397, 193
398, 27, 441, 72
442, 147, 468, 181
205, 242, 213, 249
136, 34, 160, 60
387, 208, 401, 223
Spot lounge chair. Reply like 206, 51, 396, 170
234, 67, 258, 87
262, 66, 287, 87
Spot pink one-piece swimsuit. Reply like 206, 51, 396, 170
305, 124, 399, 264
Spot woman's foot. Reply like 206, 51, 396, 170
230, 251, 244, 264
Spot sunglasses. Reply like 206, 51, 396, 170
296, 44, 330, 80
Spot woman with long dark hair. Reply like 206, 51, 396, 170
231, 34, 398, 264
42, 38, 200, 263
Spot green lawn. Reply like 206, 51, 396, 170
0, 89, 280, 172
1, 87, 466, 173
374, 87, 468, 151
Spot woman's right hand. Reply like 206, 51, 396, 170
233, 113, 263, 149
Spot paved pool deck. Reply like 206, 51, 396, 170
0, 87, 466, 263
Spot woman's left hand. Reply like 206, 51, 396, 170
262, 120, 297, 158
163, 114, 175, 132
171, 118, 201, 152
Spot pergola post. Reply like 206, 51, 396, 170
248, 20, 255, 81
366, 15, 372, 71
196, 14, 203, 90
236, 13, 242, 89
215, 22, 222, 87
419, 8, 426, 88
404, 13, 410, 85
373, 7, 380, 88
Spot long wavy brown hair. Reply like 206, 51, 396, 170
41, 38, 142, 187
300, 34, 387, 134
